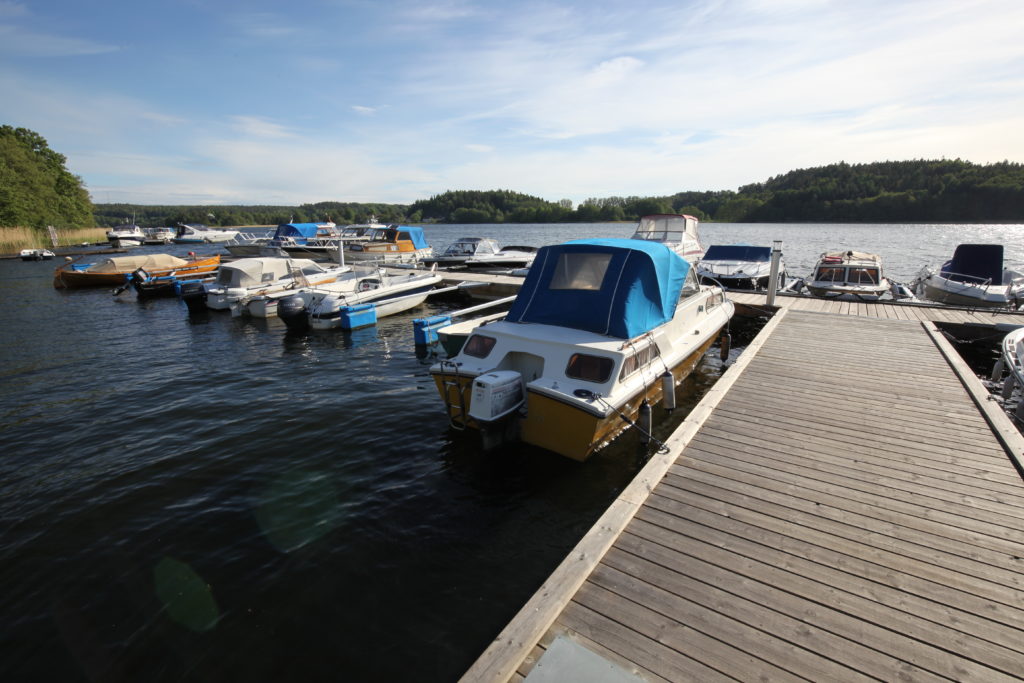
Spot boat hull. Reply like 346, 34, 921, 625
432, 332, 719, 461
920, 278, 1020, 308
53, 255, 221, 289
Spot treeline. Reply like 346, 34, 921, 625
94, 201, 408, 228
403, 160, 1024, 223
0, 126, 94, 228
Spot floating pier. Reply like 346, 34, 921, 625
461, 304, 1024, 681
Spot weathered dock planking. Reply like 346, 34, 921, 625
462, 307, 1024, 682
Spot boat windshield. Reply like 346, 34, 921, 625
703, 245, 771, 261
848, 268, 879, 284
815, 266, 845, 282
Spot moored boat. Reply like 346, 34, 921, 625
421, 237, 536, 270
106, 224, 145, 248
912, 244, 1024, 309
19, 248, 55, 261
142, 227, 176, 244
696, 244, 785, 290
629, 213, 704, 263
173, 223, 239, 244
429, 238, 734, 461
271, 266, 444, 329
335, 225, 433, 264
183, 256, 351, 312
53, 252, 221, 289
799, 250, 896, 300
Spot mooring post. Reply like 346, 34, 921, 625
766, 240, 783, 306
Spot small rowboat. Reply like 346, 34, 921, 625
53, 253, 221, 289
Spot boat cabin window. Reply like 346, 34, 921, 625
679, 268, 701, 299
619, 342, 661, 380
550, 253, 612, 291
566, 353, 614, 383
397, 231, 413, 242
847, 267, 879, 284
815, 266, 845, 282
463, 334, 497, 359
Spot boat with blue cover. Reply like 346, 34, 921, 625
913, 244, 1024, 308
337, 225, 434, 264
430, 238, 734, 460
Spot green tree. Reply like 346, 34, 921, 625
0, 125, 94, 228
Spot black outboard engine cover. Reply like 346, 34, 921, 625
178, 281, 208, 314
278, 295, 309, 332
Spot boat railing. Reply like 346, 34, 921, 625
940, 270, 996, 288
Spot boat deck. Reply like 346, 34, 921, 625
462, 308, 1024, 682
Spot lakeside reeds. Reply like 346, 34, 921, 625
0, 226, 109, 255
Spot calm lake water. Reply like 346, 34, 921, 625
1, 222, 1021, 682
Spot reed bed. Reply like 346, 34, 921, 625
0, 226, 109, 255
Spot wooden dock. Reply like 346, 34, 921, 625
462, 306, 1024, 681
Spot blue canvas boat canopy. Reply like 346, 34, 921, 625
703, 244, 771, 261
505, 238, 689, 339
272, 223, 321, 243
941, 244, 1004, 283
394, 226, 429, 250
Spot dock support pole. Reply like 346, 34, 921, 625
766, 240, 783, 307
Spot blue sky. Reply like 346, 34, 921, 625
2, 0, 1022, 206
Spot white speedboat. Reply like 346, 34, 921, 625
697, 244, 784, 290
181, 256, 351, 312
913, 244, 1024, 309
422, 237, 536, 270
19, 248, 55, 261
272, 266, 443, 330
629, 213, 704, 263
799, 250, 896, 300
429, 238, 734, 461
173, 223, 239, 244
142, 227, 176, 244
106, 224, 145, 247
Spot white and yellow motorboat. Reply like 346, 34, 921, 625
429, 238, 734, 461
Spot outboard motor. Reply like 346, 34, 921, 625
178, 280, 208, 314
467, 370, 525, 449
278, 295, 310, 332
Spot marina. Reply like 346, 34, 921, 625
3, 221, 1024, 682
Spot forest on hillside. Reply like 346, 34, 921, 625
93, 159, 1022, 227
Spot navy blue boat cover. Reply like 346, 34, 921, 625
505, 238, 689, 339
272, 223, 321, 241
703, 244, 771, 261
940, 244, 1003, 283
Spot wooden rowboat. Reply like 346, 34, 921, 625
53, 253, 221, 289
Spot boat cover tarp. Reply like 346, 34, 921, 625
940, 244, 1004, 283
396, 226, 429, 250
632, 214, 699, 241
505, 238, 688, 339
87, 254, 191, 273
703, 244, 771, 261
220, 257, 319, 287
272, 223, 321, 242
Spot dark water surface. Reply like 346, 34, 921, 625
1, 222, 1021, 682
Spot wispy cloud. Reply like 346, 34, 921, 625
229, 116, 295, 139
0, 24, 118, 57
351, 105, 377, 115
